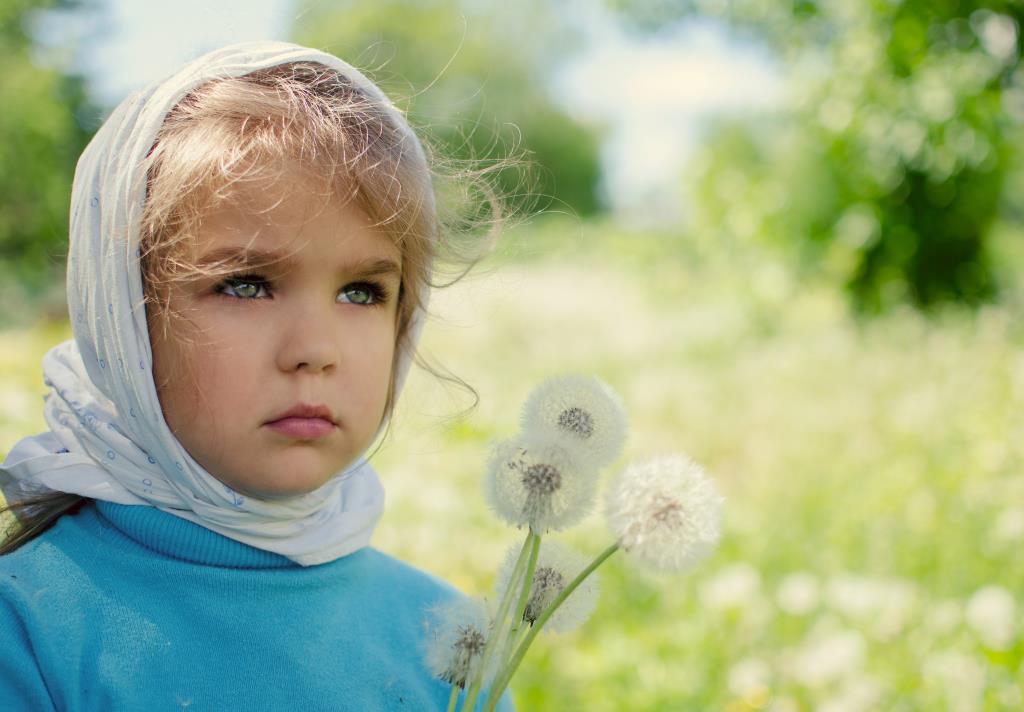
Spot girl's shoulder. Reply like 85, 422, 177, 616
354, 545, 471, 613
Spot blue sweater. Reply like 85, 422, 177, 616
0, 501, 513, 711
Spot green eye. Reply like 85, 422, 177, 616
231, 282, 262, 299
339, 283, 382, 305
218, 277, 270, 300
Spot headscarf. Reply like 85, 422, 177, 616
0, 41, 433, 566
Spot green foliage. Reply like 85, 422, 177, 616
0, 0, 94, 323
614, 0, 1024, 313
291, 0, 604, 218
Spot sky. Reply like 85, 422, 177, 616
30, 0, 782, 219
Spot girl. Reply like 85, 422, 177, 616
0, 40, 513, 711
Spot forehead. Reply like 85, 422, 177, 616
190, 170, 401, 267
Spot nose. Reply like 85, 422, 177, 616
274, 298, 341, 374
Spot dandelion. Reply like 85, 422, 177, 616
604, 455, 723, 573
494, 540, 599, 634
520, 374, 628, 470
483, 436, 597, 533
423, 596, 492, 690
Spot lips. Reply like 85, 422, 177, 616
265, 403, 336, 425
264, 403, 337, 440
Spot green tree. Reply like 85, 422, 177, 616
0, 0, 95, 324
615, 0, 1023, 313
292, 0, 604, 218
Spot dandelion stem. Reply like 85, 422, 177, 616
447, 686, 460, 712
499, 533, 541, 673
482, 543, 620, 712
462, 531, 538, 711
510, 534, 541, 641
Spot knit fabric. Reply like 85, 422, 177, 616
0, 500, 513, 711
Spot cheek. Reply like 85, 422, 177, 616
355, 321, 399, 409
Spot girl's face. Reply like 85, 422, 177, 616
149, 174, 402, 500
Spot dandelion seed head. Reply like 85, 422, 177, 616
521, 374, 628, 469
558, 406, 594, 438
422, 596, 492, 689
523, 463, 562, 496
494, 539, 600, 634
604, 454, 723, 573
526, 567, 566, 624
483, 436, 598, 533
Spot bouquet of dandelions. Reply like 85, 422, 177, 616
422, 375, 724, 712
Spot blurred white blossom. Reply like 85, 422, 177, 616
423, 596, 493, 689
789, 629, 866, 688
700, 562, 762, 612
484, 436, 597, 533
727, 657, 772, 697
925, 599, 962, 636
520, 374, 628, 470
923, 650, 985, 711
604, 455, 723, 573
965, 584, 1016, 650
494, 539, 599, 634
776, 571, 820, 616
993, 506, 1024, 544
818, 676, 885, 712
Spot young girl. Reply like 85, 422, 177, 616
0, 40, 513, 711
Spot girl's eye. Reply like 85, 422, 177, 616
216, 276, 271, 300
339, 282, 387, 306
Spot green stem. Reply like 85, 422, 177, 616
508, 534, 541, 648
461, 531, 538, 711
482, 543, 620, 712
494, 533, 541, 682
447, 686, 460, 712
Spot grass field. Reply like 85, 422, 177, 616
2, 216, 1022, 710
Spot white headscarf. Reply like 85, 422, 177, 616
0, 41, 433, 566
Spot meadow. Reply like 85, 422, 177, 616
1, 215, 1021, 710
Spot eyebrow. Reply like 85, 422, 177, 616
196, 246, 401, 279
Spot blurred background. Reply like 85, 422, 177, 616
1, 0, 1022, 709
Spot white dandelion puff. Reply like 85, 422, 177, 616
494, 540, 600, 634
483, 436, 598, 533
422, 596, 492, 689
604, 454, 723, 573
521, 374, 628, 470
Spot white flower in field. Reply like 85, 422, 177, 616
923, 650, 984, 709
924, 599, 961, 636
790, 629, 865, 688
700, 562, 761, 612
993, 506, 1024, 543
422, 596, 492, 689
825, 574, 885, 620
965, 584, 1017, 650
483, 436, 598, 533
821, 677, 883, 712
494, 540, 599, 634
604, 455, 723, 573
520, 374, 628, 469
776, 571, 820, 616
727, 657, 772, 697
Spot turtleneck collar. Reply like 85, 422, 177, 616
92, 500, 302, 569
